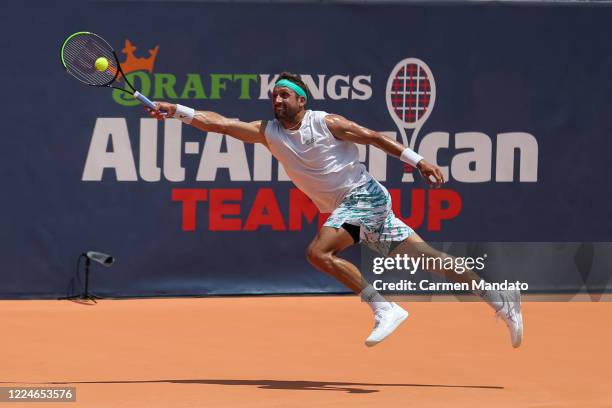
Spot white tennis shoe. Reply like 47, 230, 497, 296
495, 289, 524, 348
365, 303, 409, 347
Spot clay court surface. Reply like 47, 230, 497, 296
1, 297, 611, 407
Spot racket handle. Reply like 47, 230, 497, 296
133, 91, 156, 109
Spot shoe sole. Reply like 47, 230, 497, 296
513, 318, 523, 348
513, 290, 524, 348
365, 309, 409, 347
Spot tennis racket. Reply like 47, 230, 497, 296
60, 31, 157, 109
386, 58, 436, 151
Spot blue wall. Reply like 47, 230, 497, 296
1, 2, 611, 297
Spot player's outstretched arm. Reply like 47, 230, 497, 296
146, 102, 267, 145
325, 114, 444, 187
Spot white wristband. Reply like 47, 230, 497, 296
174, 104, 195, 124
400, 148, 424, 167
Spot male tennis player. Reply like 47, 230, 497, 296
146, 72, 523, 348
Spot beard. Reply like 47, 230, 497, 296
274, 105, 299, 121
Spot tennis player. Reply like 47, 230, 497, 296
146, 72, 523, 348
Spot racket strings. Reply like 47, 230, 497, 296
62, 34, 118, 86
390, 64, 432, 124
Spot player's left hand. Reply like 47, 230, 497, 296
416, 160, 445, 188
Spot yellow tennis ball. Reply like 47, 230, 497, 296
95, 57, 109, 72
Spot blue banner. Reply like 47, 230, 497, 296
1, 2, 611, 298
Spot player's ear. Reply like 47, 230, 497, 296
298, 96, 306, 108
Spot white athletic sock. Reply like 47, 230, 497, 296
360, 285, 393, 313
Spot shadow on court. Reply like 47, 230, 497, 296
0, 379, 504, 394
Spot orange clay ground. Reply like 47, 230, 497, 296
1, 296, 611, 407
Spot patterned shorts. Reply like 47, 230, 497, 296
324, 178, 414, 255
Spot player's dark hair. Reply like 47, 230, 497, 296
277, 71, 310, 100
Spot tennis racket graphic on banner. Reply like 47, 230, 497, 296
386, 58, 436, 151
60, 31, 156, 109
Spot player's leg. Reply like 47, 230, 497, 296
306, 225, 363, 293
388, 233, 483, 286
307, 225, 408, 347
308, 179, 409, 346
307, 224, 401, 315
388, 232, 523, 348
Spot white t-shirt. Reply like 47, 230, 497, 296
264, 110, 371, 212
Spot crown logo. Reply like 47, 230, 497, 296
119, 39, 159, 74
